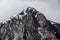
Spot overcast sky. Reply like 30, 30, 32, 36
0, 0, 60, 23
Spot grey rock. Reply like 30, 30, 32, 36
0, 7, 60, 40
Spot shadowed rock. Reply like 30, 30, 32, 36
0, 7, 60, 40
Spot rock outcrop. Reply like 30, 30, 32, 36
0, 7, 60, 40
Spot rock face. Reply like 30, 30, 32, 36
0, 7, 60, 40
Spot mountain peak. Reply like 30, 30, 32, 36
0, 7, 60, 40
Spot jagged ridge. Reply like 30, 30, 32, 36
0, 7, 60, 40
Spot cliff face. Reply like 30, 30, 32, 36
0, 7, 60, 40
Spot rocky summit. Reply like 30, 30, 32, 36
0, 7, 60, 40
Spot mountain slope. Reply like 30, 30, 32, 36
0, 7, 60, 40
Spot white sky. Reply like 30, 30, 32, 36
0, 0, 60, 23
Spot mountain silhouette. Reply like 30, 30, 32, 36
0, 7, 60, 40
